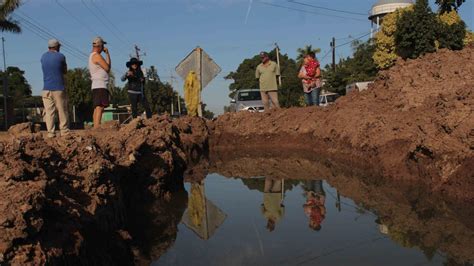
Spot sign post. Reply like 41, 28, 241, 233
176, 47, 221, 117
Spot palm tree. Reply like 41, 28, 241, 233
0, 0, 22, 33
296, 45, 321, 63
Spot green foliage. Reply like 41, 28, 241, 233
435, 0, 465, 13
323, 41, 378, 95
2, 66, 31, 101
437, 11, 466, 50
0, 0, 21, 33
465, 30, 474, 45
65, 68, 92, 122
144, 66, 174, 114
201, 103, 215, 119
225, 49, 303, 108
395, 0, 438, 59
373, 6, 413, 69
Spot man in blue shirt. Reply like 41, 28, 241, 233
41, 39, 69, 137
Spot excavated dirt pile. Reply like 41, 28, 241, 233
210, 46, 474, 201
0, 116, 208, 265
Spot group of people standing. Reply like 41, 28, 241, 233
40, 36, 151, 137
255, 51, 322, 111
261, 178, 326, 232
40, 38, 321, 137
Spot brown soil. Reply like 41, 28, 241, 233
210, 46, 474, 202
0, 116, 208, 265
0, 46, 473, 264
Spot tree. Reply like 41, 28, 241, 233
373, 6, 413, 69
296, 45, 321, 64
395, 0, 438, 59
437, 11, 466, 50
0, 0, 21, 33
65, 68, 93, 122
1, 66, 31, 101
323, 40, 378, 95
225, 49, 303, 108
201, 103, 214, 119
144, 66, 174, 114
435, 0, 465, 13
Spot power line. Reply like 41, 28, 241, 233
88, 0, 133, 46
15, 18, 88, 63
287, 0, 367, 16
15, 12, 89, 59
335, 31, 373, 41
335, 32, 372, 48
256, 1, 368, 22
54, 0, 99, 36
79, 0, 130, 49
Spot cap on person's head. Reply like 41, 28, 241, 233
48, 39, 60, 48
92, 36, 107, 47
260, 52, 269, 58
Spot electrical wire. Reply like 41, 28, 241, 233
88, 0, 133, 46
335, 31, 372, 48
15, 18, 88, 63
287, 0, 368, 16
256, 1, 368, 22
79, 0, 130, 49
335, 31, 373, 41
54, 0, 100, 36
15, 12, 89, 59
14, 14, 122, 74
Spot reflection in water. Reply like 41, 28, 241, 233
182, 182, 227, 240
149, 150, 474, 265
261, 178, 285, 232
302, 180, 326, 231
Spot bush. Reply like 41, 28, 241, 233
395, 0, 438, 59
437, 11, 466, 50
373, 6, 412, 69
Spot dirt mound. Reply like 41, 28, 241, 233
0, 116, 209, 264
210, 46, 474, 201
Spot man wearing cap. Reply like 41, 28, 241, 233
255, 52, 280, 111
88, 36, 111, 129
41, 39, 69, 138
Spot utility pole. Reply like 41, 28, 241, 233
331, 37, 336, 72
275, 43, 282, 87
2, 37, 8, 130
134, 45, 141, 59
170, 71, 181, 115
196, 47, 203, 118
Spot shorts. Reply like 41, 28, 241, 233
92, 88, 109, 107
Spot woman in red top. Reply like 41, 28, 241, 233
298, 52, 322, 106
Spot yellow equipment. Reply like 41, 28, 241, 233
183, 71, 201, 117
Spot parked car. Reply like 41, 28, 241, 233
229, 89, 264, 112
319, 92, 340, 107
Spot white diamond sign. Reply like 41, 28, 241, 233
175, 47, 221, 89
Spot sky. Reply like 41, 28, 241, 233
4, 0, 473, 115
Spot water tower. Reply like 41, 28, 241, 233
369, 0, 413, 36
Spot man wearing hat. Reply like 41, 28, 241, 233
121, 57, 152, 119
41, 39, 69, 137
88, 36, 111, 129
255, 52, 280, 111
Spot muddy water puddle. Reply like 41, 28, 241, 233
151, 172, 473, 266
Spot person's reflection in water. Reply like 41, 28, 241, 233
302, 180, 326, 231
261, 178, 285, 232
